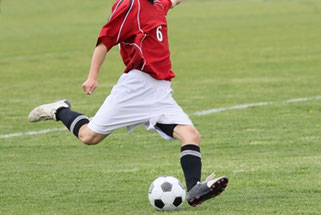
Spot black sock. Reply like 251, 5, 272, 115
180, 145, 202, 191
56, 108, 89, 137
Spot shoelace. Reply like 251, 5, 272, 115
205, 171, 216, 182
196, 171, 216, 184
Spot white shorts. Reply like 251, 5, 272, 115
88, 69, 193, 140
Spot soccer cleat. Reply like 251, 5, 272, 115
187, 172, 228, 207
28, 99, 71, 122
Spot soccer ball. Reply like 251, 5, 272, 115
148, 176, 186, 211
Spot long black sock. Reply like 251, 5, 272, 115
180, 145, 202, 191
56, 108, 89, 137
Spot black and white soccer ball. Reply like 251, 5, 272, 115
148, 176, 186, 211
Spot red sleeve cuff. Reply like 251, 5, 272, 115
96, 36, 114, 52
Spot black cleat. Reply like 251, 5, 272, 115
187, 173, 228, 207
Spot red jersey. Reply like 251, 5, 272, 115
97, 0, 175, 81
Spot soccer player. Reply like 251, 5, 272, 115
28, 0, 228, 207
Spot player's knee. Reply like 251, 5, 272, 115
176, 125, 201, 146
189, 128, 201, 146
77, 124, 108, 145
79, 134, 100, 145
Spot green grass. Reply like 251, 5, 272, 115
1, 0, 321, 214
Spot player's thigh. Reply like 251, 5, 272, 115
78, 124, 109, 145
173, 125, 201, 146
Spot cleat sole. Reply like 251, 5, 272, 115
187, 176, 229, 207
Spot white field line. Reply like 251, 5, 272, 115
0, 128, 66, 139
194, 95, 321, 116
193, 101, 273, 116
1, 95, 320, 139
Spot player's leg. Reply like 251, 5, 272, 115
155, 123, 202, 191
173, 125, 201, 147
28, 99, 108, 145
173, 125, 202, 192
78, 124, 108, 145
56, 108, 108, 145
169, 124, 228, 207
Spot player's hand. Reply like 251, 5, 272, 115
82, 78, 98, 95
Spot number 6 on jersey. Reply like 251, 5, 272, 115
156, 26, 163, 42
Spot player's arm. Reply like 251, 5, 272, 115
82, 0, 135, 95
170, 0, 183, 8
82, 43, 107, 95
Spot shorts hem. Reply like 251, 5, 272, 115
87, 123, 113, 135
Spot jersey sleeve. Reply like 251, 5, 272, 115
97, 0, 137, 51
159, 0, 173, 15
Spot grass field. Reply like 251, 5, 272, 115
1, 0, 321, 214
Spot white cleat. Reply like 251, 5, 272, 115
28, 99, 71, 122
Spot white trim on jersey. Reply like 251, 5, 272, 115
122, 41, 142, 52
140, 34, 147, 70
137, 0, 144, 34
119, 0, 147, 71
154, 0, 165, 10
116, 0, 135, 43
137, 0, 147, 70
109, 0, 124, 21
